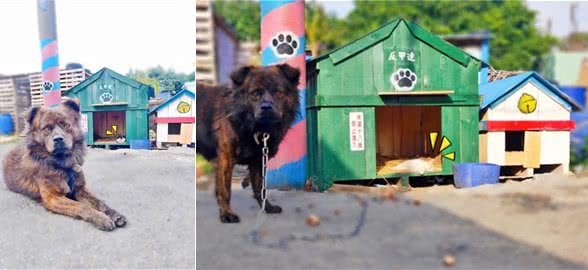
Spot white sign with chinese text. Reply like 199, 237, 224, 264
80, 113, 88, 134
349, 112, 365, 151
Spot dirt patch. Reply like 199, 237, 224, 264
500, 192, 558, 213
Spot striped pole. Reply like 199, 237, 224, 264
37, 0, 61, 107
261, 0, 307, 189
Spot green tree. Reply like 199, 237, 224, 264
213, 0, 260, 42
305, 2, 343, 56
127, 66, 194, 94
344, 0, 557, 70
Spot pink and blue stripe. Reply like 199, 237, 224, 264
40, 38, 61, 107
261, 0, 307, 189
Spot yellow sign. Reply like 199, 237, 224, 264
518, 93, 537, 114
429, 132, 456, 161
105, 125, 117, 136
177, 101, 191, 114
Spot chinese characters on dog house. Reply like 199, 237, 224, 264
479, 72, 582, 177
306, 18, 482, 191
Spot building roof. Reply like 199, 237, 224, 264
443, 31, 492, 41
308, 18, 482, 67
67, 67, 154, 98
479, 71, 582, 111
149, 89, 195, 114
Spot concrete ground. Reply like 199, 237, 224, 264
0, 143, 195, 269
197, 173, 588, 269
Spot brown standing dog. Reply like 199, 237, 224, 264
2, 99, 127, 231
197, 64, 300, 223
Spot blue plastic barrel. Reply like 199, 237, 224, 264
0, 113, 14, 135
561, 86, 586, 107
452, 163, 500, 188
130, 139, 150, 150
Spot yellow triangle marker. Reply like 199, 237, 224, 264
112, 125, 117, 132
429, 132, 438, 150
440, 136, 452, 152
106, 130, 113, 135
443, 152, 455, 161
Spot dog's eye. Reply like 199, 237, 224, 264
251, 90, 262, 97
276, 91, 285, 98
60, 122, 70, 129
42, 126, 52, 132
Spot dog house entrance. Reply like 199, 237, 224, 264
93, 111, 126, 144
376, 106, 443, 175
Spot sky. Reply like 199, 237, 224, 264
0, 1, 584, 76
0, 0, 195, 76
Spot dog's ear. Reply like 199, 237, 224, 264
230, 66, 253, 87
25, 107, 40, 126
62, 98, 81, 113
276, 64, 300, 86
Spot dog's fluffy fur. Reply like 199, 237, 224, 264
197, 64, 300, 223
2, 99, 126, 231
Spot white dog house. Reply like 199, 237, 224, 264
479, 72, 581, 177
150, 89, 195, 147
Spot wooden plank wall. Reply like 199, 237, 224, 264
29, 68, 90, 107
376, 106, 441, 159
93, 111, 126, 141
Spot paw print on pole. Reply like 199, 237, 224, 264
37, 0, 61, 107
261, 0, 307, 189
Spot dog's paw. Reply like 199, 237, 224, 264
391, 68, 417, 91
93, 213, 116, 231
220, 212, 240, 223
271, 32, 299, 58
111, 212, 127, 227
264, 204, 282, 214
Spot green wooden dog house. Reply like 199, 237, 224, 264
306, 18, 482, 191
65, 67, 154, 147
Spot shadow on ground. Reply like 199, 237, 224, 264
197, 188, 584, 270
0, 144, 195, 269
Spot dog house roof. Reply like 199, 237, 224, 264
479, 71, 582, 112
67, 67, 154, 98
149, 89, 195, 114
308, 18, 482, 67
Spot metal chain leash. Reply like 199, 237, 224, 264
260, 132, 270, 213
251, 133, 270, 233
250, 132, 368, 249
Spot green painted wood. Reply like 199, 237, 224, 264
65, 67, 151, 145
85, 112, 94, 145
307, 18, 481, 191
310, 95, 480, 107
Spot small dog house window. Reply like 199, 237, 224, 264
505, 131, 525, 151
168, 123, 181, 135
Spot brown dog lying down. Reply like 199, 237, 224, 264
197, 64, 300, 223
2, 99, 126, 231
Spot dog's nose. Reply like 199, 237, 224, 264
53, 135, 64, 143
261, 101, 273, 111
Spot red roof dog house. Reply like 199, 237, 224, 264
479, 72, 582, 177
150, 89, 195, 147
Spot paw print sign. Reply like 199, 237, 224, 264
99, 91, 114, 104
391, 68, 418, 91
270, 31, 299, 58
42, 81, 54, 92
